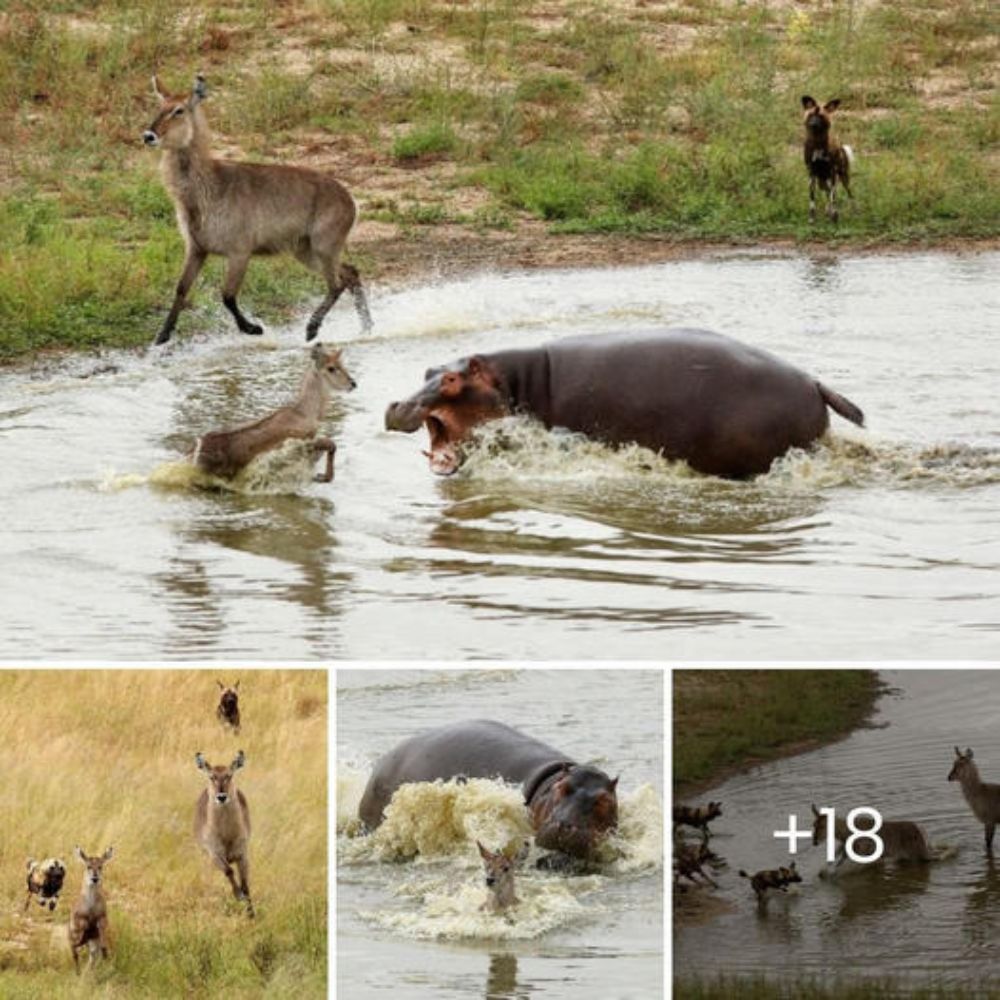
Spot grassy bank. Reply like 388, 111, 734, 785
673, 669, 882, 796
0, 671, 327, 998
1, 0, 997, 360
675, 975, 1000, 1000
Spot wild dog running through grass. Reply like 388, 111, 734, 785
24, 857, 66, 913
738, 862, 802, 901
216, 680, 241, 733
948, 747, 1000, 853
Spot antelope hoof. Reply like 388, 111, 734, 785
305, 325, 320, 343
153, 327, 173, 346
241, 322, 264, 337
314, 471, 334, 483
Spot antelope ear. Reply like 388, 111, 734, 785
610, 776, 619, 792
801, 95, 818, 110
477, 840, 490, 860
823, 98, 841, 112
232, 750, 246, 771
217, 680, 225, 690
233, 680, 240, 691
102, 847, 114, 862
190, 74, 207, 106
152, 74, 166, 101
74, 846, 86, 863
195, 752, 209, 771
955, 746, 962, 757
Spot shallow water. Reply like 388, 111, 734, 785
1, 252, 998, 658
336, 668, 664, 999
674, 670, 1000, 988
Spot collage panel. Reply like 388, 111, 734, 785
336, 668, 664, 999
673, 668, 1000, 999
0, 669, 327, 998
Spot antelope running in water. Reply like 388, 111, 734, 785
948, 747, 1000, 853
195, 751, 254, 917
143, 74, 372, 346
69, 847, 113, 973
477, 840, 529, 914
191, 343, 355, 482
810, 803, 932, 864
801, 96, 854, 223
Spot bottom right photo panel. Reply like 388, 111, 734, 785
673, 668, 1000, 999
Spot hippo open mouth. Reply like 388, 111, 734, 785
424, 414, 462, 477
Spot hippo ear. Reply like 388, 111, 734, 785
467, 356, 483, 377
801, 95, 817, 110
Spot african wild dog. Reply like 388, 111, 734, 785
801, 96, 854, 222
673, 801, 722, 841
948, 747, 1000, 853
674, 840, 719, 890
24, 857, 66, 912
195, 750, 254, 916
810, 803, 933, 864
216, 680, 241, 732
143, 74, 371, 346
477, 840, 528, 913
738, 861, 802, 901
69, 846, 114, 973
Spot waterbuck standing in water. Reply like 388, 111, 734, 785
810, 803, 933, 864
195, 751, 254, 916
143, 74, 372, 346
948, 747, 1000, 853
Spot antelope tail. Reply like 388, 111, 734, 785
818, 382, 865, 427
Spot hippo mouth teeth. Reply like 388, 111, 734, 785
424, 415, 461, 476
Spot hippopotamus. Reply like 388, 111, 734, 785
358, 719, 619, 860
384, 328, 864, 478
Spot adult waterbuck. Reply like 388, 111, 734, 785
195, 750, 254, 916
801, 96, 854, 223
810, 803, 933, 865
69, 846, 114, 973
143, 74, 372, 346
948, 747, 1000, 853
191, 343, 356, 482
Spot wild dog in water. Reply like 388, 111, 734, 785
69, 847, 114, 973
24, 857, 66, 912
948, 747, 1000, 853
801, 96, 854, 223
216, 680, 240, 733
673, 801, 722, 841
191, 344, 356, 483
739, 862, 802, 901
810, 803, 933, 864
674, 840, 719, 890
477, 840, 529, 914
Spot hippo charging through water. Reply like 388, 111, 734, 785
384, 328, 865, 478
358, 720, 619, 861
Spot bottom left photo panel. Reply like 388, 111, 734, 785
0, 669, 327, 998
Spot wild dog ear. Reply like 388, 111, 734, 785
311, 342, 327, 366
231, 750, 246, 771
191, 74, 207, 106
217, 680, 225, 691
954, 746, 962, 757
26, 858, 35, 870
152, 75, 166, 101
195, 752, 210, 771
811, 803, 819, 817
823, 98, 841, 112
966, 748, 974, 759
801, 95, 818, 110
789, 861, 797, 871
102, 847, 114, 862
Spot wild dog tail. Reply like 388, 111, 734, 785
843, 144, 855, 164
738, 870, 750, 879
817, 382, 865, 427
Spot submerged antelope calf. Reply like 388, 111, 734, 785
477, 841, 525, 914
25, 856, 66, 912
191, 344, 355, 482
948, 747, 1000, 853
69, 847, 114, 973
739, 862, 802, 901
195, 751, 254, 917
810, 803, 932, 864
143, 74, 371, 346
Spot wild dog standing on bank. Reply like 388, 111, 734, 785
68, 847, 113, 973
810, 803, 932, 864
195, 751, 254, 916
948, 747, 1000, 853
191, 344, 356, 482
143, 74, 372, 346
216, 680, 240, 733
739, 861, 802, 901
673, 802, 722, 841
801, 96, 854, 222
24, 857, 66, 912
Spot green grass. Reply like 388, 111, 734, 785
1, 0, 997, 361
675, 975, 1000, 1000
673, 670, 883, 795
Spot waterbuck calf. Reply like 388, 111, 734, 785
25, 856, 66, 912
216, 679, 240, 732
191, 344, 356, 482
801, 96, 854, 223
948, 747, 1000, 853
810, 803, 932, 864
68, 846, 113, 973
195, 751, 253, 916
143, 74, 372, 346
477, 841, 522, 914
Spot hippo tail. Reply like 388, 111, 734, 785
817, 382, 864, 427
